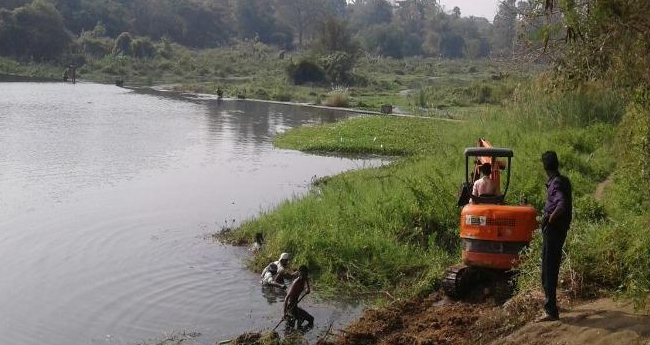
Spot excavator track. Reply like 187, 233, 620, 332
442, 264, 472, 298
443, 264, 516, 301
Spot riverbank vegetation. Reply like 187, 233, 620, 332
3, 0, 648, 316
223, 0, 650, 309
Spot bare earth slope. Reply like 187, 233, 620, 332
491, 298, 650, 345
327, 293, 650, 345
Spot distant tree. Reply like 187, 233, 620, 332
491, 0, 517, 57
395, 0, 438, 34
131, 37, 155, 59
358, 23, 411, 58
0, 0, 71, 61
452, 6, 461, 19
439, 31, 464, 58
113, 31, 133, 56
349, 0, 392, 31
89, 21, 107, 38
235, 0, 276, 43
275, 0, 319, 47
313, 17, 359, 55
53, 0, 131, 37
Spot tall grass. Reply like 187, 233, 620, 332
224, 87, 636, 299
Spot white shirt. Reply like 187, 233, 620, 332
261, 260, 288, 278
472, 175, 499, 197
261, 271, 276, 286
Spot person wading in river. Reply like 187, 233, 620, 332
284, 265, 313, 330
261, 253, 297, 285
261, 263, 286, 289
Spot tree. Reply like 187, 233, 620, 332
492, 0, 517, 57
349, 0, 392, 31
0, 0, 71, 61
522, 0, 650, 88
313, 17, 358, 55
235, 0, 276, 43
113, 31, 133, 56
452, 6, 461, 18
275, 0, 319, 47
358, 23, 413, 58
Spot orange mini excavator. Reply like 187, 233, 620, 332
443, 139, 538, 298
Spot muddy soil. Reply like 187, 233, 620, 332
323, 290, 650, 345
323, 291, 550, 345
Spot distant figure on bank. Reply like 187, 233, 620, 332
284, 265, 313, 330
538, 151, 572, 322
216, 87, 224, 99
63, 69, 69, 82
471, 163, 499, 202
261, 263, 286, 289
261, 253, 297, 285
251, 232, 263, 253
69, 64, 77, 84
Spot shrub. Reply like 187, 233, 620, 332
324, 88, 349, 107
79, 37, 113, 58
113, 32, 133, 56
321, 52, 356, 84
132, 38, 156, 59
286, 59, 326, 85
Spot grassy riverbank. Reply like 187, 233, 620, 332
224, 83, 650, 304
0, 43, 532, 117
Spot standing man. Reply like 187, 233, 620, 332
538, 151, 572, 321
284, 265, 313, 330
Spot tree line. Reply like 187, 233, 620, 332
0, 0, 529, 62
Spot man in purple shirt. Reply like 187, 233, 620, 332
538, 151, 572, 322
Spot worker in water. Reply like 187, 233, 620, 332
216, 87, 224, 99
261, 263, 287, 289
471, 163, 499, 201
284, 265, 313, 330
538, 151, 572, 322
261, 253, 297, 285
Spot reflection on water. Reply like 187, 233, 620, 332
0, 83, 383, 345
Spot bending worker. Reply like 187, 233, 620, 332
261, 263, 286, 289
261, 252, 297, 285
284, 265, 313, 330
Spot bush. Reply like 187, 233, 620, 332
113, 32, 133, 56
286, 59, 326, 85
321, 52, 356, 84
324, 92, 349, 107
132, 38, 156, 59
79, 37, 113, 58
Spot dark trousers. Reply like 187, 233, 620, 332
541, 226, 567, 317
286, 306, 314, 328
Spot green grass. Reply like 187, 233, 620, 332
0, 42, 538, 117
223, 87, 641, 300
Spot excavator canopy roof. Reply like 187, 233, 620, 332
464, 147, 513, 158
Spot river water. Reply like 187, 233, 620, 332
0, 83, 383, 345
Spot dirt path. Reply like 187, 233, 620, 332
491, 298, 650, 345
594, 175, 613, 202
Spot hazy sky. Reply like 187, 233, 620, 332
438, 0, 500, 21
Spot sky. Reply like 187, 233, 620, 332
437, 0, 500, 21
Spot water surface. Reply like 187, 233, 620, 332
0, 83, 383, 345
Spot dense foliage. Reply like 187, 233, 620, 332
0, 0, 516, 62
